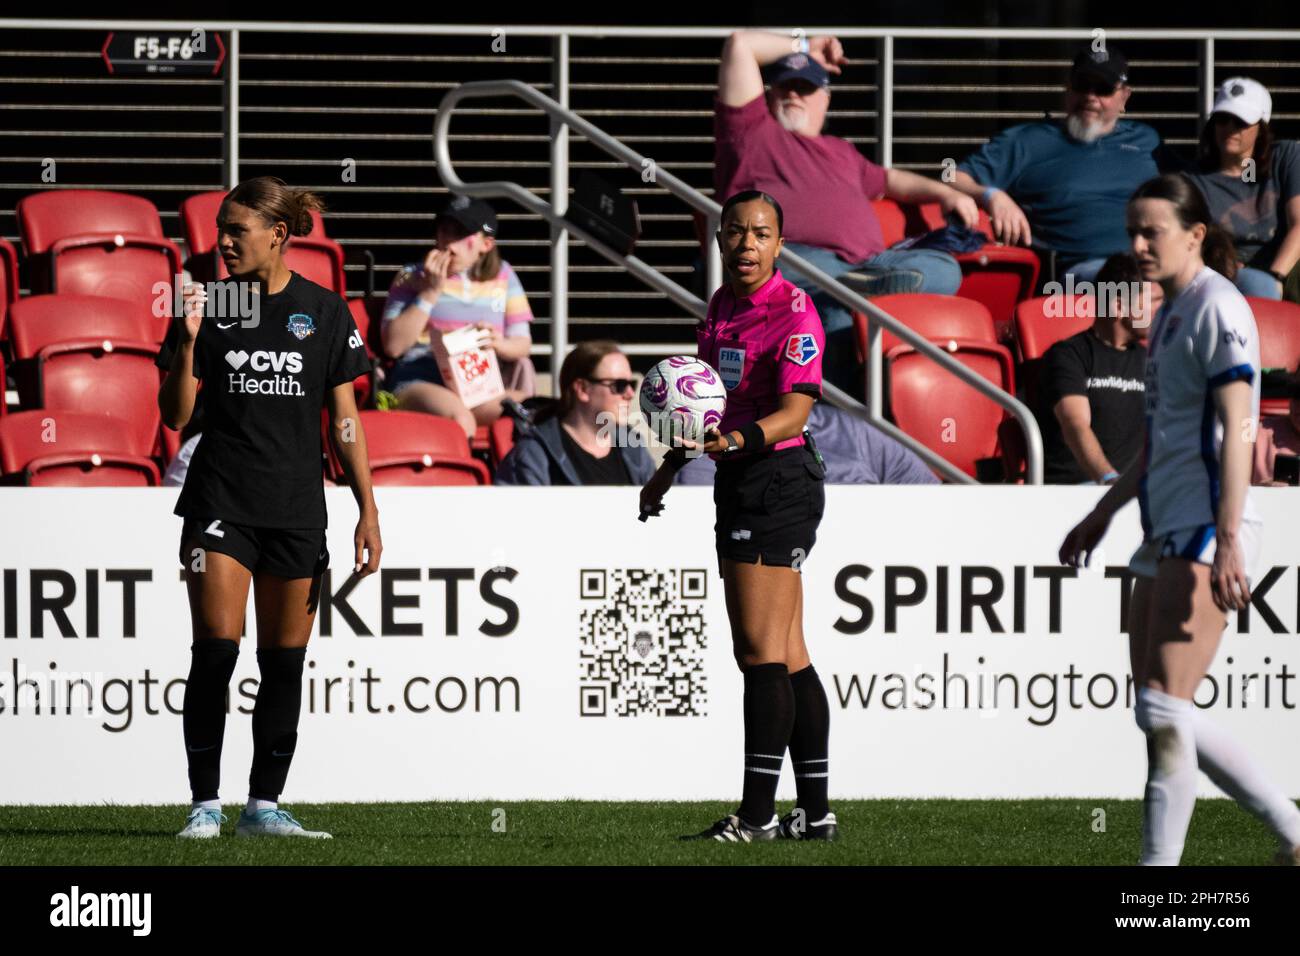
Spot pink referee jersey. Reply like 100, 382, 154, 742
697, 268, 825, 452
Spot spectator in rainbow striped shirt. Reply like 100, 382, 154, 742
381, 196, 536, 437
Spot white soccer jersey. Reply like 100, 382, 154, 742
1139, 266, 1261, 541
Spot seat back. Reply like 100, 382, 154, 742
358, 409, 488, 485
0, 409, 159, 486
10, 294, 163, 359
1013, 295, 1096, 362
1247, 297, 1300, 371
37, 343, 162, 457
887, 340, 1015, 478
858, 293, 997, 356
18, 190, 166, 255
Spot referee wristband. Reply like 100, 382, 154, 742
738, 422, 766, 453
981, 186, 1001, 208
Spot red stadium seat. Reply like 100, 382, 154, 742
1012, 295, 1096, 363
32, 340, 162, 458
869, 199, 1039, 339
0, 351, 6, 417
1013, 295, 1096, 409
16, 190, 182, 306
9, 295, 163, 360
854, 293, 997, 359
1246, 297, 1300, 415
886, 339, 1016, 479
488, 415, 515, 468
358, 410, 489, 486
0, 237, 18, 344
0, 409, 160, 486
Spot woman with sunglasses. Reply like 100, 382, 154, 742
494, 340, 655, 486
1185, 77, 1300, 301
640, 190, 833, 843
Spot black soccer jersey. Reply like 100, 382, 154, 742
156, 272, 371, 529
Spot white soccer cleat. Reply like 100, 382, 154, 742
177, 806, 226, 839
235, 808, 332, 839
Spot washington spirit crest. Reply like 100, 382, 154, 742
286, 313, 316, 340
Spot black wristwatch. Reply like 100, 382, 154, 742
721, 432, 741, 455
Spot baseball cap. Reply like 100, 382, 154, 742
762, 53, 829, 90
436, 194, 497, 236
1212, 77, 1272, 125
1071, 45, 1129, 87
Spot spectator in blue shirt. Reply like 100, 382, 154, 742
675, 400, 939, 486
952, 46, 1169, 285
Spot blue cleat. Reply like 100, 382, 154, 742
177, 806, 226, 839
235, 808, 332, 839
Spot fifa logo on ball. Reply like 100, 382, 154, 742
638, 356, 727, 450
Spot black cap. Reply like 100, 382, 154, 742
1071, 45, 1129, 87
762, 53, 830, 90
437, 194, 497, 236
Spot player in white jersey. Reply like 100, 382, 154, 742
1060, 173, 1300, 866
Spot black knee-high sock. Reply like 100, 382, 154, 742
737, 663, 795, 827
249, 647, 307, 802
182, 638, 240, 802
789, 665, 831, 820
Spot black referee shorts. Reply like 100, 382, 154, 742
713, 442, 826, 570
179, 516, 329, 580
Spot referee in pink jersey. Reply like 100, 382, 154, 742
641, 190, 836, 843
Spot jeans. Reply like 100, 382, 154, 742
1060, 257, 1109, 285
780, 242, 962, 397
1235, 266, 1283, 300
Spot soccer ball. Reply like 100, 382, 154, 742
638, 356, 727, 446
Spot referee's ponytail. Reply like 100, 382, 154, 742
224, 176, 325, 238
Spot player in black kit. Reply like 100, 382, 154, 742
158, 177, 380, 839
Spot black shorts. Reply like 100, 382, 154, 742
713, 442, 826, 569
179, 516, 329, 579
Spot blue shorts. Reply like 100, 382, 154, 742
385, 354, 445, 395
1127, 520, 1262, 583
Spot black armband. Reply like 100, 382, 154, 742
739, 421, 765, 452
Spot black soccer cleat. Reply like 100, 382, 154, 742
777, 810, 840, 841
680, 813, 779, 843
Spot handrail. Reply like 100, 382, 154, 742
434, 79, 1044, 484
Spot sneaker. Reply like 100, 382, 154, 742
838, 268, 926, 298
235, 808, 332, 839
778, 810, 839, 841
177, 806, 226, 839
680, 813, 779, 843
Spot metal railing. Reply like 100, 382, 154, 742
435, 79, 1043, 484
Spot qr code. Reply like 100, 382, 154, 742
578, 569, 708, 717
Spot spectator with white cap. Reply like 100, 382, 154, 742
1185, 77, 1300, 301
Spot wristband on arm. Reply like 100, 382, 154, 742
981, 186, 1001, 208
738, 421, 766, 452
1098, 470, 1119, 485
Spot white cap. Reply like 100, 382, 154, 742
1211, 76, 1272, 125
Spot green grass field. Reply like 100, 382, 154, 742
0, 799, 1288, 865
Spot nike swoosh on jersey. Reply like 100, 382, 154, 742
217, 321, 237, 329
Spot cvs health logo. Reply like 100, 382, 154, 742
225, 350, 304, 374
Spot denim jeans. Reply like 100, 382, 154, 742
780, 242, 962, 397
1235, 266, 1284, 300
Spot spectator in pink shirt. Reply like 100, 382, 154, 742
715, 31, 979, 395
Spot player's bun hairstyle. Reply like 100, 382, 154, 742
720, 189, 784, 235
1129, 173, 1239, 281
223, 176, 325, 238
